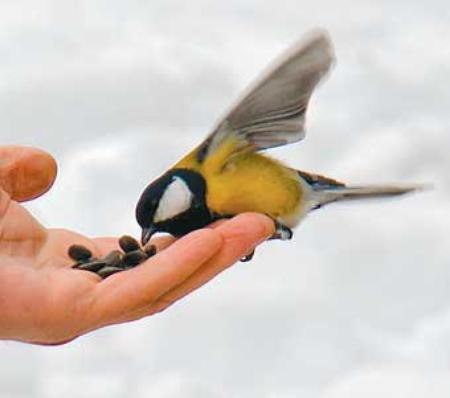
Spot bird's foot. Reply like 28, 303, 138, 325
69, 236, 157, 279
270, 222, 293, 241
240, 249, 255, 262
239, 222, 292, 262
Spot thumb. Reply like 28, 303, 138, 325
0, 146, 57, 202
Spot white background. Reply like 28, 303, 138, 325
1, 1, 449, 397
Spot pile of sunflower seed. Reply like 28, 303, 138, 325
69, 235, 156, 279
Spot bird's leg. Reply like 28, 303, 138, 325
239, 221, 292, 262
270, 221, 293, 241
69, 236, 157, 279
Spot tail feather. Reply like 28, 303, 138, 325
297, 170, 427, 210
313, 184, 424, 208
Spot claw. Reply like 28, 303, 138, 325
240, 250, 255, 262
270, 222, 293, 241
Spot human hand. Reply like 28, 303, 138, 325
0, 145, 274, 345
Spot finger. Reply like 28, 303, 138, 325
149, 213, 274, 313
0, 189, 47, 250
122, 213, 274, 321
0, 146, 57, 202
90, 228, 223, 325
206, 219, 228, 229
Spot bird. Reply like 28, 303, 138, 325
135, 29, 422, 260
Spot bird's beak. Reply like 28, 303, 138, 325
141, 226, 156, 246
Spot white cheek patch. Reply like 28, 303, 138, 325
154, 176, 194, 223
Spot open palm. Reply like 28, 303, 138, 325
0, 146, 273, 345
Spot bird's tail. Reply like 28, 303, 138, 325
297, 170, 426, 210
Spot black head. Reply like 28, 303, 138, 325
135, 168, 213, 244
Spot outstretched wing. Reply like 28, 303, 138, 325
197, 29, 335, 163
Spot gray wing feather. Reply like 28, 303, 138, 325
199, 29, 335, 161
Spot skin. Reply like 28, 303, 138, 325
0, 145, 274, 345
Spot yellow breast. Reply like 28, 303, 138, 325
204, 152, 303, 221
174, 137, 305, 226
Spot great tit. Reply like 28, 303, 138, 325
136, 30, 421, 253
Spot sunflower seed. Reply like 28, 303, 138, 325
102, 250, 123, 267
119, 235, 141, 253
98, 266, 124, 279
76, 260, 107, 272
68, 244, 93, 262
143, 244, 157, 257
123, 250, 148, 266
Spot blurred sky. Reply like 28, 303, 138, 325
1, 1, 450, 397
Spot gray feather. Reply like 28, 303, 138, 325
199, 29, 335, 161
311, 184, 427, 208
